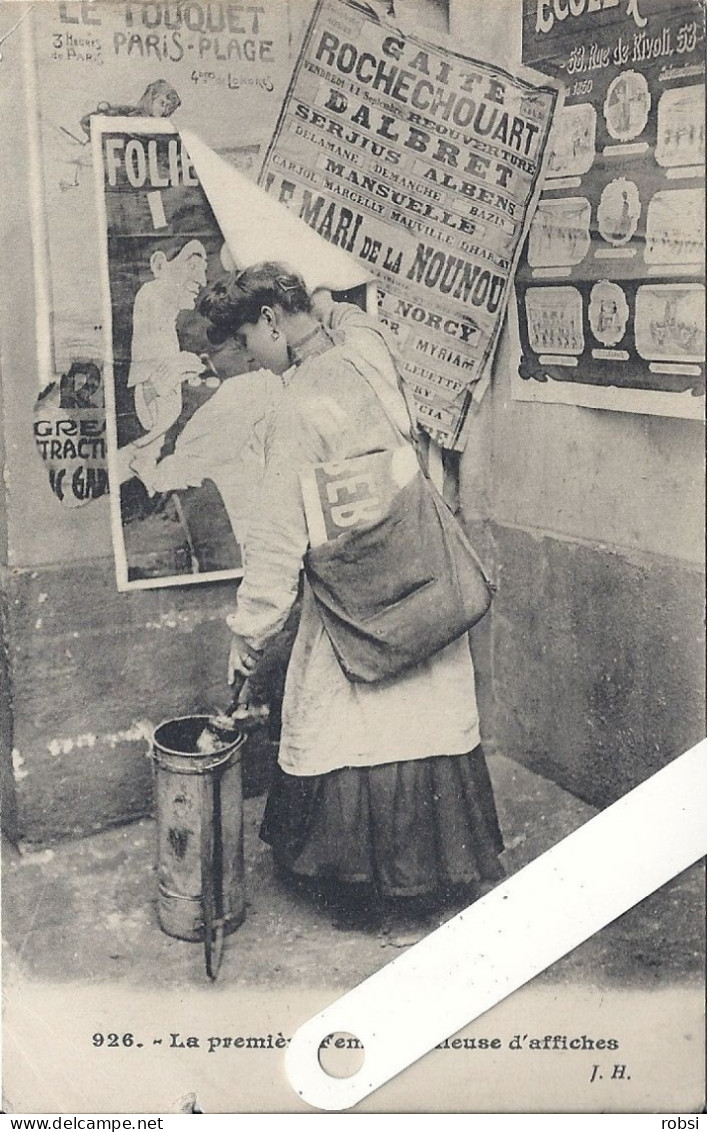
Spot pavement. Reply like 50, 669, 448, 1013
2, 752, 705, 991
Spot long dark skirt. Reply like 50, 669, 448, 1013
260, 747, 505, 899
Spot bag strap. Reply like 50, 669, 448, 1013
352, 338, 496, 593
349, 346, 441, 487
347, 334, 429, 450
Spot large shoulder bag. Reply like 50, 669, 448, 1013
302, 367, 495, 683
303, 465, 495, 683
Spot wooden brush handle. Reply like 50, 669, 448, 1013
226, 671, 247, 717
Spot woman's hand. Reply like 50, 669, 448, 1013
311, 288, 334, 322
151, 352, 204, 392
227, 633, 262, 685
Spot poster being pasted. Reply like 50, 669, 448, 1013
26, 0, 295, 434
513, 0, 706, 417
258, 0, 559, 448
95, 118, 288, 590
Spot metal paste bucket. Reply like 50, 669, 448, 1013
151, 715, 247, 979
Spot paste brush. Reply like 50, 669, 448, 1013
196, 674, 269, 753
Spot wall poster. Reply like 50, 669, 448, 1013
513, 0, 706, 418
259, 0, 560, 448
95, 118, 289, 589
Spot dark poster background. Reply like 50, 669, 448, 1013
515, 0, 705, 401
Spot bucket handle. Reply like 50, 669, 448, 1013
200, 772, 225, 981
200, 675, 248, 980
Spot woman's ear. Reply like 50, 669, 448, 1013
260, 305, 280, 334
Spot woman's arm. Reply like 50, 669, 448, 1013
226, 394, 321, 655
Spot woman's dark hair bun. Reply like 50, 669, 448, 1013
199, 261, 311, 344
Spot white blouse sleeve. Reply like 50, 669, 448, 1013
226, 395, 321, 650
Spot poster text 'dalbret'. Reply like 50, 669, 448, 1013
260, 0, 559, 448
